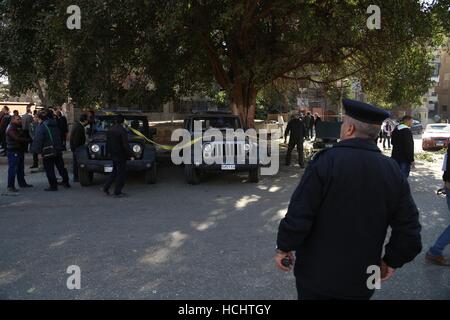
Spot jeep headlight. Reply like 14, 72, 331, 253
203, 143, 213, 158
90, 144, 100, 153
203, 143, 213, 153
133, 144, 142, 154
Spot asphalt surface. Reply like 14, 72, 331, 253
0, 139, 449, 300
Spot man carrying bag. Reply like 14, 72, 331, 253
31, 110, 70, 191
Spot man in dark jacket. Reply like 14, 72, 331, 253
276, 99, 422, 300
304, 112, 314, 140
391, 115, 415, 178
21, 105, 33, 153
31, 111, 70, 191
0, 106, 11, 156
56, 110, 69, 150
285, 114, 307, 168
102, 114, 134, 197
70, 114, 89, 182
4, 115, 33, 194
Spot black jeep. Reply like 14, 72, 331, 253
312, 121, 342, 151
183, 113, 261, 184
76, 113, 157, 186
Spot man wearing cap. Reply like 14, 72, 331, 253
275, 99, 422, 300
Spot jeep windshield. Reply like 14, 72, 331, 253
191, 116, 241, 131
92, 116, 148, 136
315, 121, 342, 140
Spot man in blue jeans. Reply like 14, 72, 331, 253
5, 115, 33, 194
391, 115, 415, 178
426, 151, 450, 266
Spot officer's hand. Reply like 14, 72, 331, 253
380, 260, 395, 282
275, 251, 295, 272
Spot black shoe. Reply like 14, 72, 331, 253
113, 193, 128, 198
7, 187, 19, 193
19, 184, 33, 188
101, 188, 110, 196
62, 182, 71, 189
44, 187, 58, 192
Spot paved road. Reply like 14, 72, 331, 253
0, 143, 449, 300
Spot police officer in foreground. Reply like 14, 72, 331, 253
284, 113, 307, 168
275, 99, 422, 300
102, 114, 134, 197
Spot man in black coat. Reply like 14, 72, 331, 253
69, 114, 89, 182
56, 110, 69, 150
391, 115, 415, 178
102, 114, 134, 197
276, 99, 422, 300
304, 112, 314, 140
31, 110, 70, 191
284, 114, 307, 168
0, 106, 11, 156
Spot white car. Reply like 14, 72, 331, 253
422, 124, 450, 151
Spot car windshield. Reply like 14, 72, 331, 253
191, 117, 240, 131
93, 117, 148, 135
426, 125, 450, 132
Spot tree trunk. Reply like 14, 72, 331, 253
229, 83, 257, 128
35, 79, 48, 108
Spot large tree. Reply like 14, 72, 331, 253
1, 0, 448, 124
151, 0, 446, 126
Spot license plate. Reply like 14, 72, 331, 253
104, 166, 113, 173
221, 164, 236, 171
436, 141, 445, 146
325, 144, 333, 148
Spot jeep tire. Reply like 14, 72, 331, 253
145, 163, 157, 184
79, 168, 94, 186
249, 167, 260, 183
185, 164, 200, 185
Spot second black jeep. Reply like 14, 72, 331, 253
75, 112, 157, 186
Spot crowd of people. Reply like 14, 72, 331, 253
1, 104, 133, 197
0, 105, 98, 195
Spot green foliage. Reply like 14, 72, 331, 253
0, 0, 449, 118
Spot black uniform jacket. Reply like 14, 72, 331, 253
106, 124, 133, 161
285, 118, 306, 142
391, 125, 414, 164
277, 138, 422, 299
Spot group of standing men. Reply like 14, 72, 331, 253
284, 112, 321, 168
2, 105, 133, 198
1, 105, 71, 194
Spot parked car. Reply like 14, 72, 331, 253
411, 120, 424, 135
422, 123, 450, 151
76, 112, 157, 186
183, 112, 261, 184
